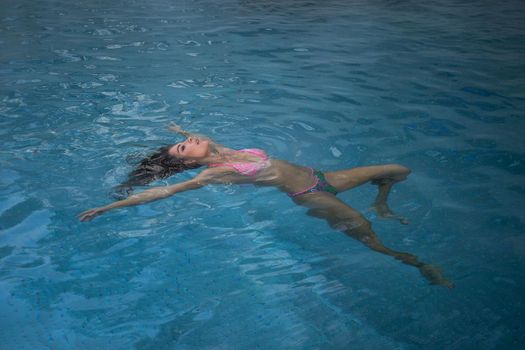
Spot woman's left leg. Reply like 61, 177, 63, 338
293, 192, 454, 288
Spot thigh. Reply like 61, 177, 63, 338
324, 164, 408, 192
293, 192, 370, 232
293, 192, 386, 245
323, 166, 386, 192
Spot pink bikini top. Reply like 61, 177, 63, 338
208, 148, 269, 176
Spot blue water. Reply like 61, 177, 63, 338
1, 0, 524, 348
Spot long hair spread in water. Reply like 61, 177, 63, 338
113, 145, 202, 199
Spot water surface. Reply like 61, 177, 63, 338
1, 0, 524, 349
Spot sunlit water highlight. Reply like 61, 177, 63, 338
1, 0, 524, 349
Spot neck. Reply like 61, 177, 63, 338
196, 146, 229, 165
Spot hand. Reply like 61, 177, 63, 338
78, 207, 106, 222
167, 122, 184, 133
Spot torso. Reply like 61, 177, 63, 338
208, 148, 270, 177
203, 147, 318, 195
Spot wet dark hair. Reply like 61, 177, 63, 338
112, 145, 202, 199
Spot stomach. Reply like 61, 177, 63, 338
255, 160, 314, 194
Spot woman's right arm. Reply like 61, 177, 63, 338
78, 168, 231, 222
78, 179, 202, 222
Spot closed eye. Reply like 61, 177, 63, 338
181, 145, 186, 152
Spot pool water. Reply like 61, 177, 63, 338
1, 0, 524, 348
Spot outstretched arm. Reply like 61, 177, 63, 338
168, 122, 230, 153
168, 122, 193, 138
168, 122, 212, 141
79, 177, 204, 222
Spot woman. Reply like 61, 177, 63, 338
79, 123, 454, 288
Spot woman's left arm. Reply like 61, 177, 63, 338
168, 122, 230, 152
168, 122, 212, 141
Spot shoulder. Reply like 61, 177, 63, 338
210, 142, 234, 153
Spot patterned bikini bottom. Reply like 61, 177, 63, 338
287, 168, 338, 197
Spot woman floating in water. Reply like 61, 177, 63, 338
79, 123, 454, 288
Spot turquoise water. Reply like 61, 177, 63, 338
1, 0, 524, 348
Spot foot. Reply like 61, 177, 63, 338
419, 264, 455, 289
370, 202, 410, 225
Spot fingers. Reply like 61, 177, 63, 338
78, 210, 93, 222
78, 208, 102, 222
167, 122, 182, 131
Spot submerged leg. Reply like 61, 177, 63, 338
294, 193, 454, 288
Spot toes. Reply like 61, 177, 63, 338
399, 217, 410, 225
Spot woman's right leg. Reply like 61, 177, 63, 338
324, 164, 411, 224
324, 164, 411, 192
294, 192, 454, 288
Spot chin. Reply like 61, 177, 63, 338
188, 144, 210, 160
200, 140, 211, 155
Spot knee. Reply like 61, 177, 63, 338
390, 164, 411, 174
387, 164, 411, 180
306, 208, 369, 232
329, 215, 371, 232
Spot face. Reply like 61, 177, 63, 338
168, 137, 210, 161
